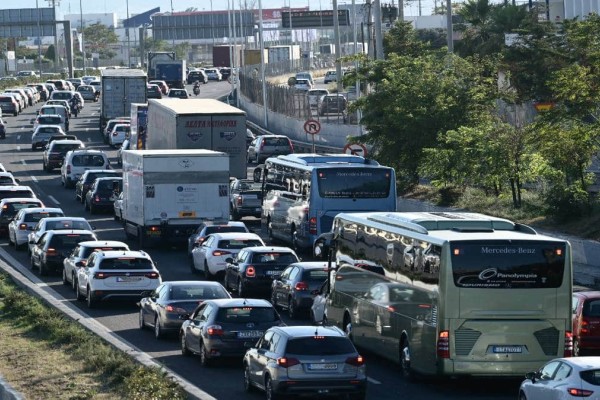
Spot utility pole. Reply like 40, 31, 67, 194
79, 0, 85, 74
36, 0, 43, 77
446, 0, 453, 53
333, 0, 343, 92
373, 0, 384, 60
46, 0, 60, 72
126, 0, 131, 68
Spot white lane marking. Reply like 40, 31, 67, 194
17, 135, 20, 140
21, 159, 26, 166
48, 195, 60, 205
17, 146, 21, 151
86, 127, 89, 132
30, 176, 38, 183
367, 377, 382, 385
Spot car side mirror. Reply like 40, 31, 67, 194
525, 371, 537, 383
179, 314, 191, 320
311, 289, 320, 295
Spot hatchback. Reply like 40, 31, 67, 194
75, 169, 120, 203
191, 232, 265, 279
187, 220, 249, 258
31, 124, 65, 149
103, 118, 130, 144
519, 357, 600, 400
28, 217, 94, 255
187, 70, 208, 84
75, 250, 162, 308
243, 326, 367, 399
138, 281, 232, 339
61, 149, 111, 188
223, 246, 299, 298
180, 298, 282, 366
204, 68, 222, 81
247, 135, 294, 164
0, 198, 45, 236
0, 95, 19, 116
147, 84, 162, 99
167, 89, 189, 99
42, 139, 85, 171
84, 177, 122, 214
62, 240, 130, 290
573, 291, 600, 356
319, 94, 348, 116
271, 262, 330, 319
108, 123, 130, 147
30, 229, 97, 275
8, 207, 64, 250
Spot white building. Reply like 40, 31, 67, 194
64, 13, 118, 29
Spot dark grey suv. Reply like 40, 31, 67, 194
247, 135, 294, 164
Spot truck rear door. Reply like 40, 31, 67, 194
104, 78, 126, 118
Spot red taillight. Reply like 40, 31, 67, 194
289, 140, 294, 152
66, 165, 71, 173
145, 272, 160, 279
581, 319, 590, 334
46, 247, 57, 255
294, 281, 309, 291
564, 331, 573, 357
277, 357, 300, 368
245, 266, 256, 277
165, 305, 187, 313
386, 305, 396, 312
94, 195, 101, 202
437, 331, 450, 358
213, 250, 231, 257
93, 272, 108, 279
207, 325, 224, 336
237, 197, 242, 206
345, 355, 365, 367
567, 388, 594, 397
309, 216, 317, 235
19, 223, 28, 230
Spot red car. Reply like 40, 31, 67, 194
572, 290, 600, 355
149, 80, 169, 95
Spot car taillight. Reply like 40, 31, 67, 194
165, 305, 187, 313
581, 319, 590, 334
437, 330, 450, 358
67, 165, 71, 174
93, 272, 109, 279
245, 266, 256, 278
206, 325, 224, 336
46, 247, 57, 255
345, 355, 365, 367
294, 281, 308, 291
237, 197, 242, 206
567, 388, 594, 397
289, 140, 294, 152
94, 195, 101, 202
213, 250, 231, 257
277, 357, 300, 368
145, 272, 160, 279
564, 331, 573, 357
19, 223, 28, 230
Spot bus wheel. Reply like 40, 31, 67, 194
400, 339, 414, 381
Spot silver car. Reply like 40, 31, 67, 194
243, 325, 367, 399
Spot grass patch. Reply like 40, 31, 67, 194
0, 273, 187, 400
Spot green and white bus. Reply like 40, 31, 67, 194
322, 211, 573, 377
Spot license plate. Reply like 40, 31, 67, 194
255, 208, 262, 212
237, 330, 263, 339
116, 276, 142, 282
265, 270, 280, 276
493, 346, 523, 354
308, 363, 337, 370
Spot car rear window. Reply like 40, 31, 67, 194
303, 269, 329, 281
217, 239, 263, 250
0, 177, 14, 185
205, 226, 247, 235
581, 370, 600, 386
263, 137, 290, 146
583, 300, 600, 317
51, 234, 95, 249
286, 337, 356, 355
0, 190, 34, 200
39, 117, 62, 124
251, 252, 297, 264
170, 285, 229, 300
52, 143, 82, 152
24, 212, 63, 222
81, 246, 128, 259
99, 257, 153, 270
45, 220, 91, 230
215, 306, 277, 323
0, 97, 13, 103
72, 155, 106, 167
85, 172, 118, 183
3, 202, 41, 214
97, 180, 122, 192
52, 92, 72, 100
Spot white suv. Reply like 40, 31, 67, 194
75, 250, 162, 308
61, 149, 110, 188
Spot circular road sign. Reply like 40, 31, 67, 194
304, 119, 321, 135
343, 143, 368, 157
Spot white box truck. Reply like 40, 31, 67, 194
145, 99, 247, 178
100, 69, 147, 132
121, 149, 230, 247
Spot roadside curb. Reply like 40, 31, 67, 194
0, 375, 24, 400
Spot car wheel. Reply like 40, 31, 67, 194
518, 392, 527, 400
288, 297, 297, 319
71, 274, 77, 291
265, 376, 280, 400
243, 364, 255, 392
180, 333, 190, 356
400, 340, 414, 381
154, 315, 164, 339
199, 341, 212, 367
204, 261, 212, 280
61, 268, 69, 285
238, 279, 245, 297
86, 287, 96, 308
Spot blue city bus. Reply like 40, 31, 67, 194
258, 153, 397, 250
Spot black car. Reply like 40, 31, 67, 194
223, 246, 299, 297
75, 170, 121, 203
30, 229, 97, 275
84, 177, 123, 214
220, 68, 232, 80
138, 280, 231, 339
42, 139, 84, 172
147, 84, 162, 99
179, 298, 282, 366
187, 70, 208, 84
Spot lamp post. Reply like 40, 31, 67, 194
36, 0, 43, 77
170, 0, 176, 51
79, 0, 85, 74
126, 0, 131, 68
258, 0, 268, 127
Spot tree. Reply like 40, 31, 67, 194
174, 42, 191, 60
44, 44, 56, 61
383, 20, 431, 57
83, 23, 118, 59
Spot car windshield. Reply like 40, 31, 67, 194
215, 306, 277, 323
205, 226, 247, 235
85, 172, 117, 183
0, 190, 34, 200
286, 337, 356, 355
98, 257, 153, 270
51, 234, 95, 249
23, 212, 63, 222
170, 285, 229, 300
72, 155, 106, 167
96, 180, 122, 192
217, 239, 263, 249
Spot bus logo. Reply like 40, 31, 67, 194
479, 268, 497, 280
220, 131, 236, 141
187, 132, 203, 142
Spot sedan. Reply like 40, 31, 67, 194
180, 298, 282, 366
7, 207, 64, 250
519, 357, 600, 400
167, 89, 189, 99
186, 220, 249, 258
147, 84, 162, 99
28, 217, 94, 255
138, 281, 231, 340
191, 232, 264, 279
149, 80, 169, 95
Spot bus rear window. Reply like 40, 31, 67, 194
451, 241, 566, 289
317, 168, 391, 198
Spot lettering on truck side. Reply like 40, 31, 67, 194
184, 120, 238, 128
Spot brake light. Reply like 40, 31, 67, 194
46, 248, 57, 255
93, 272, 108, 279
386, 305, 396, 312
294, 281, 309, 291
277, 357, 300, 368
345, 355, 365, 367
19, 223, 28, 230
564, 331, 573, 357
94, 195, 101, 203
581, 319, 590, 334
145, 272, 160, 279
212, 250, 231, 257
567, 388, 594, 397
2, 205, 7, 209
245, 266, 256, 277
437, 330, 450, 358
236, 197, 242, 206
165, 305, 187, 313
207, 325, 224, 336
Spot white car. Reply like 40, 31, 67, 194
204, 68, 222, 81
294, 78, 312, 91
108, 123, 130, 147
0, 172, 19, 186
191, 232, 264, 279
8, 207, 64, 250
74, 250, 162, 308
28, 216, 94, 255
62, 240, 130, 291
519, 357, 600, 400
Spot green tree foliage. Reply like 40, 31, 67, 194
44, 44, 56, 61
383, 20, 431, 57
174, 42, 191, 60
83, 23, 118, 59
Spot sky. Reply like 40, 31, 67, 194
2, 0, 447, 18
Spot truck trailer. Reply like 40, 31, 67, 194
99, 69, 147, 132
154, 60, 186, 89
145, 99, 247, 178
121, 149, 230, 247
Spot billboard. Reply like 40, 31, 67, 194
152, 10, 255, 40
0, 8, 56, 37
281, 10, 350, 29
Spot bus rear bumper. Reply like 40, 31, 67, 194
441, 359, 548, 377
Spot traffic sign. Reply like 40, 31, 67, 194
343, 143, 368, 157
304, 119, 321, 135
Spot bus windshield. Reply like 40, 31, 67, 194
317, 168, 391, 198
451, 241, 566, 289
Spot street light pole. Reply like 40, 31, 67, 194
79, 0, 85, 74
126, 0, 131, 68
36, 0, 43, 77
170, 0, 176, 51
258, 0, 268, 127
